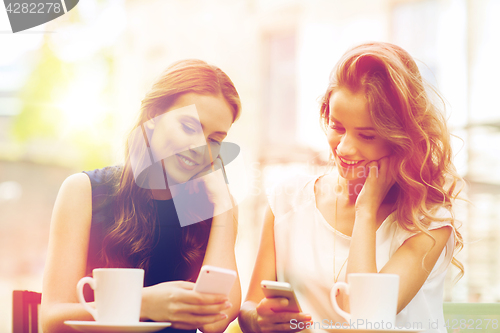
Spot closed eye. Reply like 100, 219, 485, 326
360, 134, 376, 140
209, 138, 222, 145
329, 124, 345, 133
182, 123, 197, 134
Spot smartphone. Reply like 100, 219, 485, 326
261, 280, 302, 312
194, 265, 237, 296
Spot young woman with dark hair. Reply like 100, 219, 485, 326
41, 59, 242, 333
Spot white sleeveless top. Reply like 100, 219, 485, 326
267, 174, 455, 333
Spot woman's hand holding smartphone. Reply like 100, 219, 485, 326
142, 266, 236, 329
255, 281, 312, 332
194, 265, 237, 296
141, 280, 230, 330
261, 281, 301, 312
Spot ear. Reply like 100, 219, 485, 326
143, 110, 160, 145
143, 107, 159, 131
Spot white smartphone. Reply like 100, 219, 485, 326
261, 280, 302, 312
194, 265, 237, 296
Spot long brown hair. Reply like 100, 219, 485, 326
101, 59, 241, 280
319, 42, 464, 277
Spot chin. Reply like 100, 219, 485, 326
335, 164, 367, 181
163, 160, 195, 185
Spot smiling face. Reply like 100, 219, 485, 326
147, 92, 234, 185
327, 87, 392, 181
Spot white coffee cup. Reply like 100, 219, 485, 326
331, 273, 399, 329
77, 268, 144, 324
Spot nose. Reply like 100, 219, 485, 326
188, 142, 206, 156
336, 133, 357, 157
188, 135, 216, 161
187, 128, 209, 150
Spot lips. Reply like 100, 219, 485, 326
176, 154, 200, 171
337, 155, 364, 168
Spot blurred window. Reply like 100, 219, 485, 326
391, 0, 439, 86
0, 62, 26, 117
263, 32, 297, 147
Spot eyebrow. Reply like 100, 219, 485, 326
182, 115, 227, 136
330, 116, 376, 131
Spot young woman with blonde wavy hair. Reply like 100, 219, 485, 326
42, 59, 241, 333
239, 42, 463, 333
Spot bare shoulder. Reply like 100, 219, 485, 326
314, 173, 336, 197
60, 173, 91, 194
43, 173, 95, 312
52, 173, 92, 226
403, 225, 452, 254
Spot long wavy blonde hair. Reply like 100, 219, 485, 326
100, 59, 241, 280
319, 42, 464, 277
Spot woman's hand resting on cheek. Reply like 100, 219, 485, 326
355, 155, 396, 215
255, 297, 312, 332
141, 281, 231, 330
186, 158, 233, 215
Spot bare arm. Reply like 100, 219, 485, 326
346, 157, 454, 313
239, 205, 311, 333
42, 173, 230, 332
197, 200, 241, 333
348, 209, 451, 312
41, 173, 95, 332
381, 226, 452, 312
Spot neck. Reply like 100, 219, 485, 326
151, 188, 173, 200
339, 176, 367, 205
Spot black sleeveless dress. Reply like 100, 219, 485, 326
83, 166, 206, 333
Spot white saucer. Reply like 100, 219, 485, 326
64, 321, 172, 333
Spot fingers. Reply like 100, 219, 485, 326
366, 155, 393, 182
257, 297, 287, 316
257, 316, 313, 333
256, 298, 312, 332
367, 160, 379, 179
174, 299, 231, 315
165, 288, 230, 330
145, 281, 231, 330
377, 155, 389, 175
183, 292, 229, 306
171, 281, 228, 305
171, 312, 228, 330
174, 280, 196, 290
258, 310, 310, 323
186, 180, 200, 194
257, 312, 312, 332
191, 179, 201, 193
259, 321, 311, 333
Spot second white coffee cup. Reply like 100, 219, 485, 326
77, 268, 144, 324
331, 273, 399, 328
